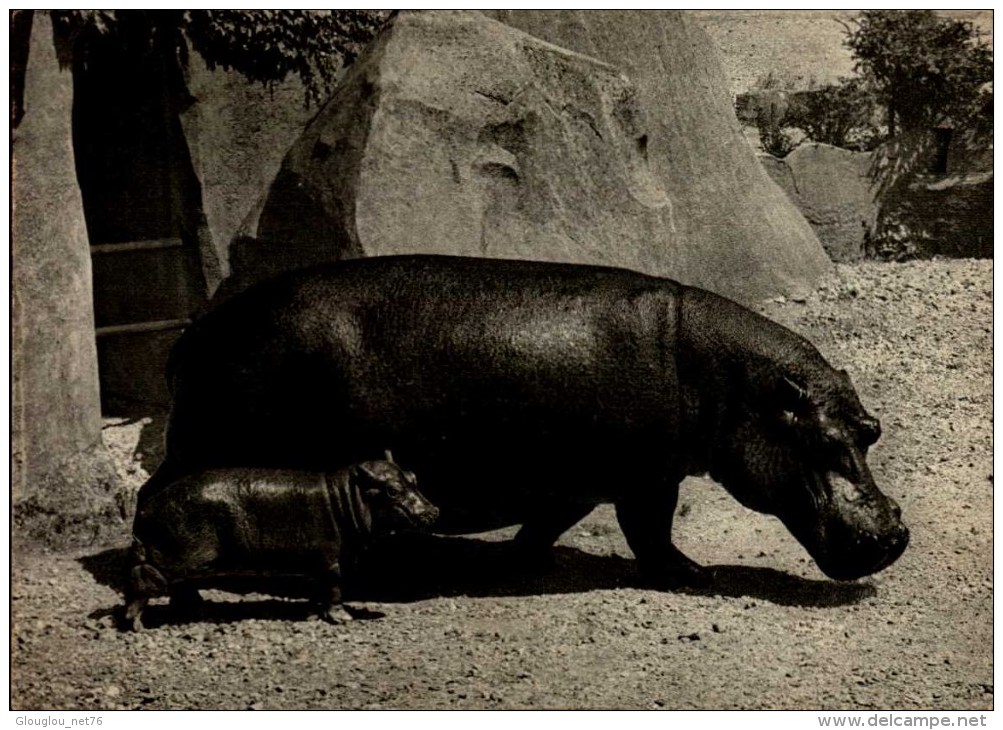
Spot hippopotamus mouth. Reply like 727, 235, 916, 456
784, 470, 909, 581
391, 502, 440, 531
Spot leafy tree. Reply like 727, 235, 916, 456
785, 78, 883, 152
755, 103, 800, 158
50, 9, 391, 107
843, 10, 992, 137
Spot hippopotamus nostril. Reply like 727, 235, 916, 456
883, 525, 910, 555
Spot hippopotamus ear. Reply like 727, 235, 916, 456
380, 450, 416, 484
835, 369, 882, 446
352, 462, 391, 498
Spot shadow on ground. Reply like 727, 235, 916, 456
79, 533, 874, 628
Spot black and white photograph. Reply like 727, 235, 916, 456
10, 8, 993, 713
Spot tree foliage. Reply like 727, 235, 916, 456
843, 10, 992, 135
50, 9, 392, 106
785, 79, 883, 152
184, 10, 390, 106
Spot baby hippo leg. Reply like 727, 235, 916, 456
123, 563, 167, 632
316, 561, 354, 625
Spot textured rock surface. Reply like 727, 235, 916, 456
249, 10, 830, 304
11, 11, 121, 541
485, 10, 831, 301
762, 144, 878, 263
179, 52, 314, 287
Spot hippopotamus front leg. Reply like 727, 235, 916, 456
615, 483, 712, 589
316, 560, 354, 625
169, 587, 205, 618
512, 501, 597, 566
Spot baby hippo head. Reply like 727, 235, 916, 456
352, 457, 439, 531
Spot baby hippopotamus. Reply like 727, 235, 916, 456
124, 457, 438, 630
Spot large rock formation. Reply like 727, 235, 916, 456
762, 144, 877, 263
246, 10, 830, 304
179, 52, 314, 288
11, 11, 120, 542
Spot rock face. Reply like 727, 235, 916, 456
179, 52, 314, 288
762, 144, 877, 263
11, 11, 120, 542
249, 10, 830, 304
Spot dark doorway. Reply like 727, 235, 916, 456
70, 14, 209, 414
930, 127, 953, 175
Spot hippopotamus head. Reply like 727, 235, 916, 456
710, 366, 908, 581
353, 456, 439, 531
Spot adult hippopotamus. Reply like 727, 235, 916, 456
140, 255, 908, 586
126, 457, 438, 630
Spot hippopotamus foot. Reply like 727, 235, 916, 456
510, 501, 598, 569
635, 547, 714, 590
615, 489, 712, 590
314, 563, 353, 624
317, 603, 355, 625
122, 598, 148, 632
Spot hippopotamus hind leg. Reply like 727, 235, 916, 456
615, 486, 712, 589
123, 563, 167, 631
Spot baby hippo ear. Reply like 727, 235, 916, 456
352, 462, 390, 497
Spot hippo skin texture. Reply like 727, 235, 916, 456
126, 460, 437, 629
140, 255, 908, 587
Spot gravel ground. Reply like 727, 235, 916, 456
11, 259, 992, 710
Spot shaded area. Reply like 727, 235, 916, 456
80, 533, 873, 629
88, 601, 385, 629
353, 534, 875, 608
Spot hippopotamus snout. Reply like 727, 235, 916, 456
401, 490, 440, 527
814, 518, 909, 582
795, 473, 909, 581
